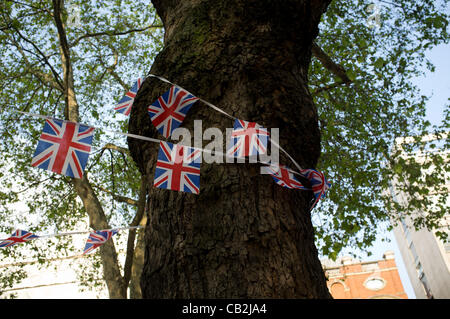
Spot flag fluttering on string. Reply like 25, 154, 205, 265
83, 229, 118, 255
299, 169, 331, 210
227, 119, 269, 158
31, 118, 95, 179
263, 164, 308, 190
153, 141, 201, 194
148, 85, 199, 138
0, 229, 39, 248
114, 77, 144, 116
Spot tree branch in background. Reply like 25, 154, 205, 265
102, 143, 131, 156
312, 43, 351, 83
102, 44, 128, 90
11, 26, 64, 88
92, 183, 138, 206
123, 174, 147, 286
70, 24, 163, 47
311, 42, 352, 95
87, 143, 131, 173
0, 32, 64, 92
52, 0, 71, 96
86, 38, 128, 91
312, 80, 347, 95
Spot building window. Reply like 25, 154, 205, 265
444, 242, 450, 253
364, 277, 386, 291
400, 218, 413, 246
330, 281, 346, 297
409, 242, 420, 267
400, 218, 408, 233
419, 272, 433, 299
416, 262, 424, 278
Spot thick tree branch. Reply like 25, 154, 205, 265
7, 39, 64, 92
52, 0, 77, 120
123, 174, 147, 287
52, 0, 127, 298
312, 81, 346, 95
70, 24, 163, 47
312, 42, 352, 84
11, 26, 64, 88
100, 43, 128, 90
0, 13, 64, 92
92, 183, 139, 206
102, 143, 131, 156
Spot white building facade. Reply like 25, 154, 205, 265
389, 134, 450, 299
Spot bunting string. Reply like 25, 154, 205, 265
136, 74, 330, 205
147, 74, 237, 120
10, 73, 331, 211
14, 78, 305, 176
14, 110, 162, 145
147, 74, 305, 171
0, 226, 143, 242
0, 226, 144, 254
13, 110, 304, 177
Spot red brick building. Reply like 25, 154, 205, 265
321, 251, 408, 299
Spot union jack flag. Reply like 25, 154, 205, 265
83, 229, 118, 255
263, 164, 308, 190
299, 169, 331, 210
153, 141, 201, 194
227, 119, 269, 158
31, 118, 95, 179
114, 77, 144, 116
147, 86, 199, 138
0, 229, 39, 248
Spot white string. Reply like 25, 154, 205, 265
14, 81, 305, 175
147, 74, 236, 120
13, 109, 305, 178
270, 138, 304, 172
146, 74, 305, 172
13, 110, 161, 145
0, 225, 143, 242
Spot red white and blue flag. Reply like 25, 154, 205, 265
153, 141, 201, 194
299, 169, 331, 210
263, 164, 308, 190
227, 119, 269, 158
0, 229, 39, 248
114, 77, 144, 116
147, 86, 199, 138
83, 229, 118, 255
31, 118, 95, 179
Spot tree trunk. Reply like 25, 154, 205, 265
129, 0, 332, 298
129, 221, 147, 298
52, 0, 127, 299
72, 176, 127, 298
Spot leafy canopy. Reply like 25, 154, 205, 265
0, 0, 162, 297
310, 0, 449, 259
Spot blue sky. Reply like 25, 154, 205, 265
346, 42, 450, 299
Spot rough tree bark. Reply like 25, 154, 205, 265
129, 0, 332, 298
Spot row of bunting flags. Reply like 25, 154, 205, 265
4, 75, 332, 253
27, 74, 331, 211
0, 227, 142, 254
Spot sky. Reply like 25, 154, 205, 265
343, 42, 450, 299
